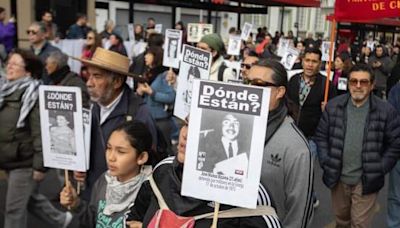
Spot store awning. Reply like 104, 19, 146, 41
327, 14, 400, 27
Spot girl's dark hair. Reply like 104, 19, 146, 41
10, 48, 43, 79
112, 121, 153, 154
0, 7, 5, 14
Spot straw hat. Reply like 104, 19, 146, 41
72, 47, 146, 82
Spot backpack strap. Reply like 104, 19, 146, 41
218, 63, 228, 82
149, 175, 170, 210
193, 205, 277, 220
149, 174, 277, 220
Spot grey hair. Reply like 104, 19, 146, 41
47, 51, 69, 69
104, 20, 114, 30
30, 21, 47, 34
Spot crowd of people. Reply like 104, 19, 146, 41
1, 6, 400, 228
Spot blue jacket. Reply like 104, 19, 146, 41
143, 71, 175, 120
67, 24, 89, 39
83, 85, 158, 200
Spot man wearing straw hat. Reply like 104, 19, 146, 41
72, 47, 158, 200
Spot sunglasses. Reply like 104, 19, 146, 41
26, 30, 38, 35
244, 79, 279, 87
349, 79, 371, 87
87, 36, 94, 40
241, 63, 252, 70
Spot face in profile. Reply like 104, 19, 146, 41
222, 114, 240, 141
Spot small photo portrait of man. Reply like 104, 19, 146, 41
183, 65, 201, 111
197, 109, 253, 175
167, 37, 179, 58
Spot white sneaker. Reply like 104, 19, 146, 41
63, 211, 73, 228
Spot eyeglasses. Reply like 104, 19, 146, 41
244, 79, 279, 87
349, 79, 371, 87
26, 30, 38, 35
241, 63, 252, 70
87, 36, 94, 40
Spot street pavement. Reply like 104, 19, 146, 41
0, 163, 390, 228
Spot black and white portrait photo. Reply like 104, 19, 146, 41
183, 66, 201, 112
197, 110, 253, 176
49, 110, 76, 156
188, 24, 199, 42
167, 37, 179, 58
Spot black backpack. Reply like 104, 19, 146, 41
126, 96, 171, 166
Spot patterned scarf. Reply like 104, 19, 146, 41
0, 76, 40, 128
299, 75, 313, 107
103, 166, 151, 215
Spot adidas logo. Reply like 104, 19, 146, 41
267, 153, 282, 167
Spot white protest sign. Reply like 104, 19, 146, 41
277, 38, 290, 57
187, 23, 214, 43
127, 24, 135, 41
163, 29, 183, 69
224, 60, 241, 80
280, 47, 300, 70
322, 41, 335, 62
39, 86, 86, 171
227, 35, 241, 56
367, 40, 375, 51
174, 45, 212, 120
338, 77, 348, 91
155, 24, 163, 33
82, 108, 91, 170
181, 80, 270, 208
241, 22, 253, 41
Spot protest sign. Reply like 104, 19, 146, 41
367, 40, 375, 51
338, 77, 348, 91
187, 23, 214, 43
163, 29, 183, 69
277, 38, 290, 57
181, 80, 270, 208
241, 22, 252, 41
322, 41, 335, 62
127, 24, 135, 41
155, 24, 163, 33
174, 44, 212, 120
227, 35, 241, 56
224, 60, 241, 80
82, 108, 91, 170
39, 86, 86, 171
280, 47, 300, 70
